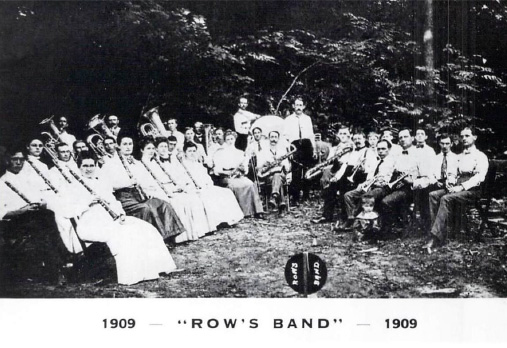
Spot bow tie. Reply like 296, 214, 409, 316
126, 156, 134, 165
463, 149, 471, 154
159, 157, 171, 163
416, 144, 424, 148
402, 150, 409, 155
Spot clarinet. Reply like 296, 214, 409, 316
176, 155, 202, 190
26, 157, 59, 193
141, 159, 175, 199
43, 146, 74, 184
3, 180, 32, 204
116, 149, 148, 201
66, 167, 120, 220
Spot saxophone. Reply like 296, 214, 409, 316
304, 146, 353, 180
257, 145, 297, 179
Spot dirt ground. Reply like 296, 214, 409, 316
1, 195, 507, 298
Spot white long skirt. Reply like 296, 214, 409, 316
198, 186, 244, 227
77, 205, 177, 285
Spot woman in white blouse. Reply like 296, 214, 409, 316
67, 154, 178, 285
181, 141, 244, 227
212, 131, 264, 218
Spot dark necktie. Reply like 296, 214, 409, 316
441, 153, 448, 180
258, 142, 262, 152
298, 117, 302, 139
374, 159, 383, 176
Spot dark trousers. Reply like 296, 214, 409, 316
2, 209, 68, 282
321, 178, 354, 221
344, 186, 389, 219
289, 139, 314, 203
429, 189, 479, 241
235, 133, 249, 151
268, 172, 286, 202
114, 189, 185, 240
380, 186, 413, 229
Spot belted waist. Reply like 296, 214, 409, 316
113, 186, 147, 202
456, 173, 474, 185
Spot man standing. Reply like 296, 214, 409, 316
425, 127, 488, 253
233, 97, 262, 151
256, 131, 291, 212
283, 97, 317, 205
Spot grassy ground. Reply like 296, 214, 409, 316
1, 195, 507, 298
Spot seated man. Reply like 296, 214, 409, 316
256, 131, 291, 212
1, 149, 69, 284
424, 127, 489, 253
342, 140, 395, 230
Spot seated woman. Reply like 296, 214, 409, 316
139, 138, 214, 242
181, 141, 244, 227
67, 153, 178, 285
212, 130, 264, 218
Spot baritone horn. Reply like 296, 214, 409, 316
139, 106, 166, 137
86, 133, 108, 159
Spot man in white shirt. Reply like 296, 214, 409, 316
256, 131, 290, 212
414, 128, 436, 161
1, 149, 71, 284
424, 127, 489, 253
233, 97, 262, 151
105, 115, 121, 140
381, 128, 403, 157
379, 129, 433, 235
52, 116, 77, 149
341, 140, 395, 229
412, 133, 458, 230
165, 119, 185, 150
283, 97, 317, 205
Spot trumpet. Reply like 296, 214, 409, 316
361, 173, 382, 192
257, 145, 297, 179
305, 146, 353, 180
387, 172, 410, 190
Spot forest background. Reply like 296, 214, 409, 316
1, 0, 506, 153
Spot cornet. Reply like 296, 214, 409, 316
305, 146, 352, 180
387, 172, 410, 190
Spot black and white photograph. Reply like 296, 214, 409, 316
1, 0, 507, 309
